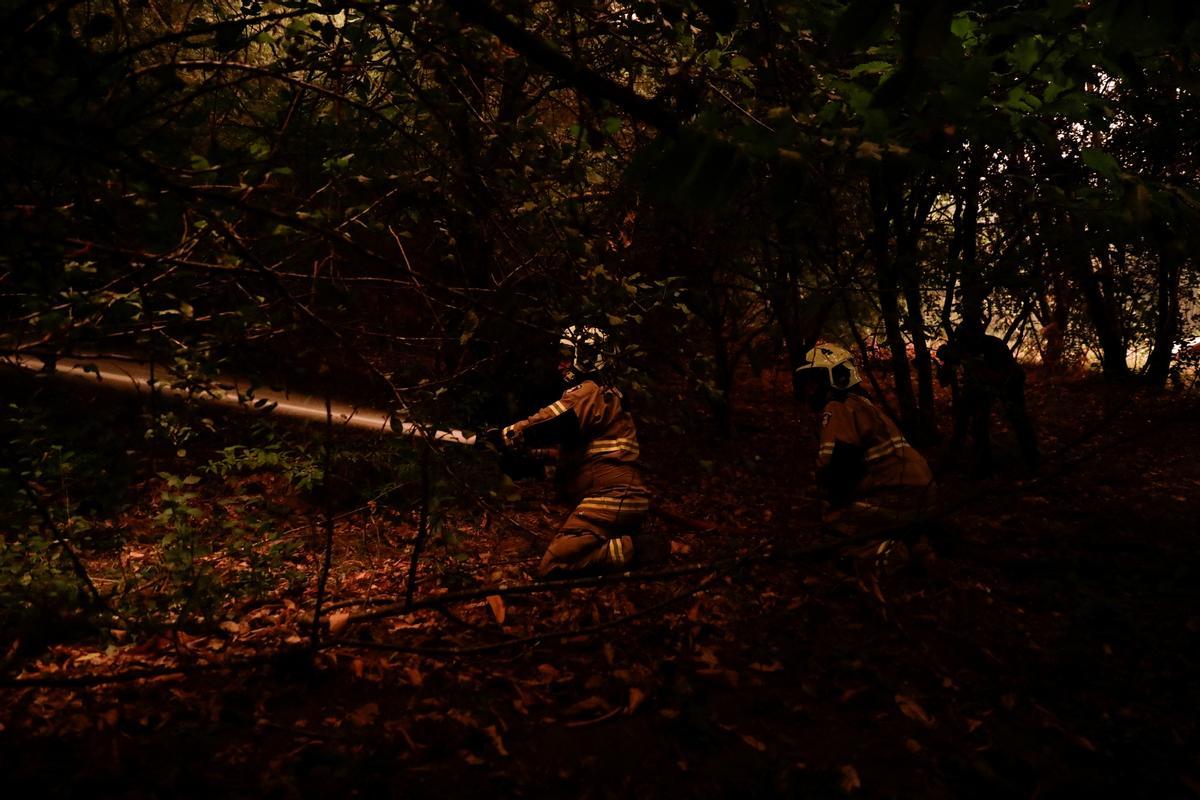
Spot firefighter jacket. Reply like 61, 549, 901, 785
503, 380, 644, 503
817, 392, 932, 507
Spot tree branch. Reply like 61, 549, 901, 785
446, 0, 681, 134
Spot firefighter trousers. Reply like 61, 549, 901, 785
537, 487, 651, 577
823, 485, 937, 564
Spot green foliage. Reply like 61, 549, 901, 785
205, 442, 322, 492
151, 472, 220, 620
0, 529, 89, 639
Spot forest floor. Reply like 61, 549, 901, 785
2, 371, 1199, 799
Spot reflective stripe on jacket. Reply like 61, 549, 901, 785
504, 380, 643, 502
818, 393, 932, 494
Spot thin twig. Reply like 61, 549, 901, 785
404, 445, 433, 610
310, 394, 336, 651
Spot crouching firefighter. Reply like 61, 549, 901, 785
489, 327, 662, 577
796, 344, 936, 571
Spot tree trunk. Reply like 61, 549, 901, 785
958, 150, 984, 331
1145, 242, 1181, 387
1036, 142, 1128, 379
869, 173, 919, 432
877, 169, 938, 441
901, 274, 936, 442
1065, 223, 1128, 379
710, 312, 734, 437
893, 172, 938, 442
940, 180, 963, 337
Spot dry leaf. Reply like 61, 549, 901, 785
348, 702, 379, 727
448, 714, 480, 734
739, 732, 767, 752
486, 595, 506, 624
387, 721, 421, 751
626, 687, 646, 715
327, 612, 350, 635
564, 696, 612, 717
839, 764, 862, 793
695, 647, 720, 667
838, 687, 865, 703
895, 695, 935, 728
483, 724, 509, 757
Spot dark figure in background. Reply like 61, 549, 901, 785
936, 328, 1040, 477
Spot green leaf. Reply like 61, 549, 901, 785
1011, 37, 1040, 73
1081, 148, 1120, 180
1004, 86, 1041, 112
950, 14, 977, 41
849, 61, 892, 78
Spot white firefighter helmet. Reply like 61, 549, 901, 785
560, 326, 608, 379
796, 342, 861, 389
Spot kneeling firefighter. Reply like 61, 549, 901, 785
796, 343, 936, 569
490, 327, 660, 577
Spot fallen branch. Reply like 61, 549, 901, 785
332, 553, 738, 657
341, 526, 882, 626
0, 650, 297, 690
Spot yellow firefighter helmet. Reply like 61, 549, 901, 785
796, 342, 861, 389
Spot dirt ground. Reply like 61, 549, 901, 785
2, 372, 1199, 798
